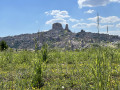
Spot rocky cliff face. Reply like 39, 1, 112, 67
65, 24, 71, 32
52, 23, 63, 30
65, 24, 69, 30
0, 23, 120, 50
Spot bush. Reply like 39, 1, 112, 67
41, 43, 48, 62
32, 53, 44, 88
116, 43, 120, 48
0, 40, 8, 51
92, 43, 100, 48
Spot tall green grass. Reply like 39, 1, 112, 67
0, 46, 120, 89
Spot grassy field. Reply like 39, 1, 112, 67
0, 46, 120, 90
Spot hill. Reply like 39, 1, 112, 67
0, 23, 120, 50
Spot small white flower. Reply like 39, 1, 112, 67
62, 86, 64, 89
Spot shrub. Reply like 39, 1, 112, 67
0, 40, 8, 51
116, 43, 120, 48
41, 43, 48, 62
92, 43, 100, 48
32, 59, 44, 88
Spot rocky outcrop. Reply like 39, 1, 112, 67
65, 24, 69, 30
65, 24, 71, 32
0, 23, 120, 50
52, 23, 63, 30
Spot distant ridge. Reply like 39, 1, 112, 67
0, 23, 120, 50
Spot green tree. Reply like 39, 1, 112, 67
0, 40, 8, 51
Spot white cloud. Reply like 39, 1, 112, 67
72, 23, 87, 28
78, 0, 110, 8
116, 23, 120, 27
45, 12, 49, 15
72, 23, 96, 28
45, 18, 67, 25
42, 30, 49, 32
87, 23, 97, 27
88, 16, 120, 23
88, 16, 98, 22
69, 18, 79, 22
100, 25, 114, 28
45, 10, 70, 25
84, 9, 95, 14
72, 22, 114, 29
78, 0, 88, 8
110, 0, 120, 3
45, 10, 85, 25
101, 16, 120, 23
101, 30, 120, 36
80, 19, 84, 22
45, 10, 70, 19
78, 0, 120, 8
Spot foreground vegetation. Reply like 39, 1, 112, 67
0, 46, 120, 90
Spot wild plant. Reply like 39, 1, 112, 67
0, 40, 8, 51
32, 33, 47, 89
32, 57, 44, 89
41, 43, 48, 62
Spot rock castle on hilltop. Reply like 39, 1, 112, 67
52, 23, 71, 32
0, 23, 120, 50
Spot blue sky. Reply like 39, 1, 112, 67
0, 0, 120, 37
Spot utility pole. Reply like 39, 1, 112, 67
97, 13, 100, 34
97, 13, 100, 44
107, 25, 108, 33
